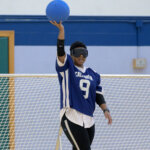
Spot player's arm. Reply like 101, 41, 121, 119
50, 21, 66, 63
96, 94, 112, 125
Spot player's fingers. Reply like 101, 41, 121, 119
107, 114, 112, 124
105, 113, 112, 124
50, 21, 55, 25
50, 21, 57, 25
54, 21, 61, 26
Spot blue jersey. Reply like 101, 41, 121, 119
56, 54, 102, 117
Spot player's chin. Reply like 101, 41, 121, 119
79, 59, 85, 64
78, 61, 85, 66
76, 62, 84, 67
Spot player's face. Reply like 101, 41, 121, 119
72, 54, 86, 68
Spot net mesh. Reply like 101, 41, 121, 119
0, 74, 150, 150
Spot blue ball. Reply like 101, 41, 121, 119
46, 0, 70, 22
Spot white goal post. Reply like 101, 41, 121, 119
0, 74, 150, 150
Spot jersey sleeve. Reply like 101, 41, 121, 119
95, 73, 106, 106
95, 73, 103, 95
56, 54, 72, 72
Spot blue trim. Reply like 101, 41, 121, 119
0, 15, 150, 46
0, 15, 150, 22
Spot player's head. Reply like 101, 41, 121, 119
70, 41, 88, 67
70, 41, 88, 58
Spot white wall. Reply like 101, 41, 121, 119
0, 0, 150, 16
15, 46, 150, 74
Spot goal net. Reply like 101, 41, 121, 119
0, 74, 150, 150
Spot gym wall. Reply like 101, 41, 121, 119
0, 0, 150, 74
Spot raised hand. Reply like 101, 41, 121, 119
50, 21, 64, 40
50, 21, 64, 31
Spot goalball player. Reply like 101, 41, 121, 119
50, 21, 112, 150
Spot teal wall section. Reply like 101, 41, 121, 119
0, 37, 9, 149
0, 37, 9, 73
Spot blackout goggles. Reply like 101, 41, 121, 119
71, 48, 88, 58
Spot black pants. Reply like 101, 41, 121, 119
61, 114, 95, 150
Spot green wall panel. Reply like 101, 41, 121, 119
0, 37, 9, 149
0, 37, 9, 73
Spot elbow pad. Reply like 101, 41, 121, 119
96, 93, 106, 106
57, 39, 65, 56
